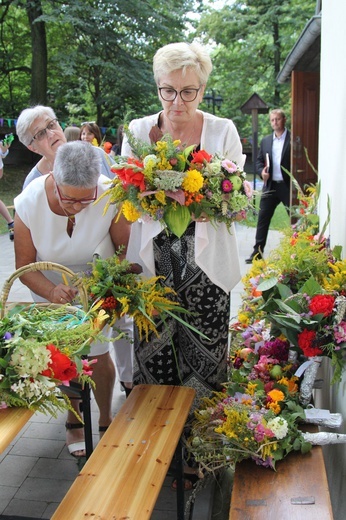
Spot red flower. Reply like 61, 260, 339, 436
112, 158, 146, 191
309, 294, 335, 317
297, 329, 323, 357
190, 149, 212, 166
41, 344, 78, 383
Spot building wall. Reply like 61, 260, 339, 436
317, 2, 346, 518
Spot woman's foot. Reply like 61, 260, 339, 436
65, 422, 86, 458
120, 381, 132, 398
8, 221, 14, 241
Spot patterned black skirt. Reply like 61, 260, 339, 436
133, 223, 230, 406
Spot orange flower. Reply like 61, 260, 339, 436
267, 389, 285, 402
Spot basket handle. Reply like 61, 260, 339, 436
0, 261, 88, 318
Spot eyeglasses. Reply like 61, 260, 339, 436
55, 183, 98, 205
81, 121, 96, 126
158, 87, 201, 103
30, 119, 60, 143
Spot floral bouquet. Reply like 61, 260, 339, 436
77, 251, 205, 341
188, 315, 346, 473
258, 276, 346, 384
188, 387, 311, 472
0, 304, 97, 415
99, 130, 253, 237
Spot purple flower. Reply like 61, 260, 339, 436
3, 332, 12, 340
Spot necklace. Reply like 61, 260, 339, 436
61, 207, 75, 226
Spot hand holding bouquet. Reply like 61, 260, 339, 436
99, 130, 253, 237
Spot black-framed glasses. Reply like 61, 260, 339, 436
55, 183, 98, 205
30, 119, 59, 143
158, 87, 201, 103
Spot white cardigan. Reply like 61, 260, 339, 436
123, 111, 246, 294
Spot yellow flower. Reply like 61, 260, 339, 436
155, 141, 168, 152
157, 156, 172, 170
237, 312, 250, 325
246, 382, 258, 396
155, 190, 166, 204
117, 296, 131, 315
182, 169, 204, 192
122, 200, 141, 222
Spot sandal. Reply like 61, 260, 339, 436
65, 422, 86, 458
120, 381, 132, 398
8, 221, 14, 242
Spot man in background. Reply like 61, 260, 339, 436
246, 108, 291, 263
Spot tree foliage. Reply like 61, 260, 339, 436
0, 0, 196, 126
194, 0, 316, 138
0, 0, 317, 139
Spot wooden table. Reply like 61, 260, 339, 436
0, 407, 34, 454
51, 384, 196, 520
229, 438, 333, 520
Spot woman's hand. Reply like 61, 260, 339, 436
191, 213, 209, 223
48, 283, 78, 304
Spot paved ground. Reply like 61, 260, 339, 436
0, 223, 282, 519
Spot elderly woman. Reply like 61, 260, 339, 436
17, 106, 134, 402
123, 41, 246, 405
13, 141, 131, 457
16, 106, 114, 189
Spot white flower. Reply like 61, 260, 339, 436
143, 154, 158, 168
267, 417, 288, 439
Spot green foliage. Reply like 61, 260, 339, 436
195, 0, 316, 138
0, 0, 195, 123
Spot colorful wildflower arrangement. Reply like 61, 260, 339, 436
258, 276, 346, 384
98, 129, 253, 237
188, 180, 346, 472
78, 251, 199, 341
0, 304, 97, 415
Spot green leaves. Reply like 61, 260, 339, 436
164, 204, 191, 238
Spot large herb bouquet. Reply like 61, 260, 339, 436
188, 180, 346, 473
99, 129, 253, 237
78, 251, 201, 341
0, 304, 97, 415
188, 385, 311, 472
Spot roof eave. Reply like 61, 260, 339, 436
277, 14, 322, 84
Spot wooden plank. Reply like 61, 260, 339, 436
0, 407, 34, 453
230, 442, 333, 520
52, 384, 196, 520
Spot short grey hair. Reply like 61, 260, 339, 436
16, 106, 57, 146
54, 141, 101, 188
153, 42, 213, 86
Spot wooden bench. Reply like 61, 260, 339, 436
0, 407, 34, 454
229, 426, 333, 520
51, 383, 196, 520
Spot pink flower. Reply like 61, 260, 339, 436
81, 358, 97, 376
243, 180, 253, 198
221, 179, 233, 193
334, 321, 346, 344
221, 159, 237, 173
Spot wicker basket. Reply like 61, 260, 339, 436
0, 261, 88, 319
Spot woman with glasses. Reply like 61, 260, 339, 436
16, 106, 114, 189
13, 140, 131, 457
122, 42, 246, 484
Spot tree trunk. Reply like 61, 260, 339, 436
26, 0, 47, 104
